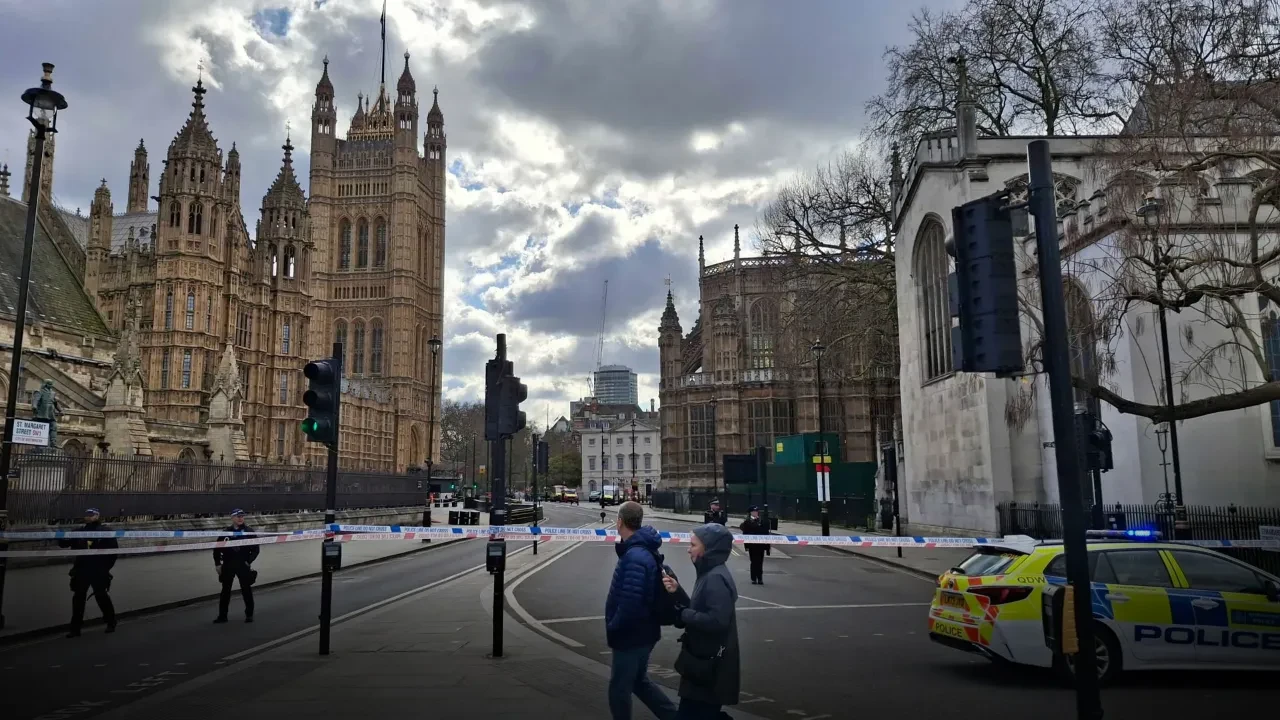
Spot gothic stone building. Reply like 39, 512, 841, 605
0, 52, 445, 471
657, 226, 900, 489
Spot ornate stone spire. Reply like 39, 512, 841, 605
660, 289, 681, 333
733, 224, 740, 260
263, 134, 305, 209
0, 162, 11, 197
111, 290, 144, 380
171, 78, 219, 155
212, 341, 243, 399
398, 51, 415, 93
427, 85, 443, 122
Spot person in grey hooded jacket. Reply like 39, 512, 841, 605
661, 522, 740, 718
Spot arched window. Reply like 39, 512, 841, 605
181, 349, 193, 388
1065, 280, 1099, 411
370, 320, 384, 375
357, 219, 370, 268
169, 201, 180, 227
210, 210, 218, 244
161, 349, 171, 387
270, 244, 278, 277
914, 219, 953, 381
282, 321, 292, 355
334, 320, 348, 368
285, 245, 296, 278
374, 219, 388, 267
185, 292, 195, 330
207, 293, 214, 331
164, 289, 174, 330
339, 220, 352, 269
352, 321, 366, 374
748, 299, 777, 370
188, 202, 203, 234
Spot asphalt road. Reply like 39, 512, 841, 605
510, 509, 1277, 720
0, 504, 589, 720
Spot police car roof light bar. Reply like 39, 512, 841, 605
1085, 529, 1162, 541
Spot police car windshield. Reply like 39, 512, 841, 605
953, 548, 1024, 577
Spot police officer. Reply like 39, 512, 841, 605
213, 509, 260, 623
740, 506, 770, 585
60, 508, 118, 638
703, 498, 727, 525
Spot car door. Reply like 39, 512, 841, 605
1094, 549, 1190, 665
1165, 549, 1280, 668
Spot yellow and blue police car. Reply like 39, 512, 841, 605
927, 530, 1280, 683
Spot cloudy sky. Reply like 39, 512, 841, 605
0, 0, 952, 423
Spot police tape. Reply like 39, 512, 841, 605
0, 529, 329, 540
0, 532, 324, 557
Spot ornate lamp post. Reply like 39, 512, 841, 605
812, 339, 829, 536
0, 63, 68, 630
709, 396, 719, 508
422, 335, 442, 526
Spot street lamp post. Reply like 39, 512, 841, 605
709, 396, 720, 510
1138, 198, 1186, 534
812, 340, 829, 536
0, 63, 68, 630
423, 335, 442, 526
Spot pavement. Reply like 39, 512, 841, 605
0, 508, 488, 641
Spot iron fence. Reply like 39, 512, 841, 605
652, 487, 878, 530
998, 501, 1280, 575
5, 447, 433, 526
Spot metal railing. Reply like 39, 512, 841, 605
998, 501, 1280, 575
6, 447, 432, 526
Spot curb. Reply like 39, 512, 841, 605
0, 535, 469, 647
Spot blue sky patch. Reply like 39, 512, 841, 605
253, 8, 292, 37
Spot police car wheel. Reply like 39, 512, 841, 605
1059, 624, 1122, 686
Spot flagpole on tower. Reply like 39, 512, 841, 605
380, 0, 388, 88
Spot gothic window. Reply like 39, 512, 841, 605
207, 294, 214, 331
353, 321, 366, 374
188, 202, 203, 235
279, 371, 289, 404
357, 219, 370, 268
185, 292, 195, 330
164, 289, 174, 330
181, 349, 192, 389
1264, 312, 1280, 447
189, 163, 196, 182
339, 220, 352, 269
644, 453, 652, 470
820, 398, 844, 437
748, 399, 796, 461
270, 245, 278, 277
282, 321, 292, 355
276, 423, 286, 458
210, 211, 218, 244
169, 201, 180, 227
370, 320, 384, 375
161, 349, 171, 387
374, 219, 387, 267
749, 299, 777, 370
914, 218, 953, 381
687, 404, 714, 465
1065, 279, 1099, 411
334, 320, 348, 368
285, 245, 296, 278
236, 311, 252, 348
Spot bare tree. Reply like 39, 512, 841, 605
868, 0, 1114, 150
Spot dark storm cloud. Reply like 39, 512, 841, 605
500, 238, 696, 336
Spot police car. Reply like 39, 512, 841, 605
927, 530, 1280, 683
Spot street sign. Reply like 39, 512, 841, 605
814, 463, 831, 502
723, 454, 759, 484
1261, 526, 1279, 547
13, 419, 49, 447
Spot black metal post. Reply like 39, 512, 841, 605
1153, 242, 1186, 530
471, 435, 477, 496
1029, 140, 1103, 720
490, 335, 508, 658
816, 353, 829, 536
756, 445, 769, 530
319, 340, 343, 656
0, 119, 51, 631
424, 343, 439, 526
531, 431, 539, 555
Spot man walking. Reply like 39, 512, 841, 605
60, 508, 117, 637
606, 501, 678, 720
213, 509, 260, 624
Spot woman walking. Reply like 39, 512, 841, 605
661, 523, 740, 719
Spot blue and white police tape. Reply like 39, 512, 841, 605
0, 528, 329, 540
0, 532, 323, 558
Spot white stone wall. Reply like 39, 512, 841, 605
579, 424, 661, 490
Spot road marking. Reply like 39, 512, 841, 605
542, 615, 606, 625
739, 594, 791, 608
221, 538, 537, 662
504, 522, 600, 649
538, 601, 930, 625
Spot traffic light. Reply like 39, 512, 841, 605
537, 440, 550, 474
1076, 409, 1115, 473
302, 356, 341, 445
497, 374, 527, 436
948, 192, 1023, 376
484, 358, 510, 441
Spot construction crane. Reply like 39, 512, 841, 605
585, 280, 608, 409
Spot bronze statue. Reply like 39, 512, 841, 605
31, 379, 63, 447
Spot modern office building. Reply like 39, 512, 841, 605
594, 364, 638, 405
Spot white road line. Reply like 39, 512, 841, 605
504, 522, 600, 649
739, 594, 791, 608
537, 601, 931, 625
220, 538, 537, 662
542, 615, 606, 625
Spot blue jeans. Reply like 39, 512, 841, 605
676, 697, 723, 719
609, 643, 678, 720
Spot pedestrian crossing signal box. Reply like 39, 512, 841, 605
1042, 583, 1078, 655
486, 540, 506, 573
322, 541, 342, 572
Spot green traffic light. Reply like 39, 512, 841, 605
301, 418, 320, 434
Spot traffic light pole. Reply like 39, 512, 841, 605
315, 341, 343, 656
1028, 140, 1103, 720
531, 432, 539, 556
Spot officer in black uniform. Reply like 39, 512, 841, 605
60, 508, 118, 638
740, 506, 770, 584
703, 498, 728, 525
213, 509, 260, 623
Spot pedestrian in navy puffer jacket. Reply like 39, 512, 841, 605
605, 501, 678, 720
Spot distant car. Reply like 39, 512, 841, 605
589, 490, 601, 502
564, 490, 578, 504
